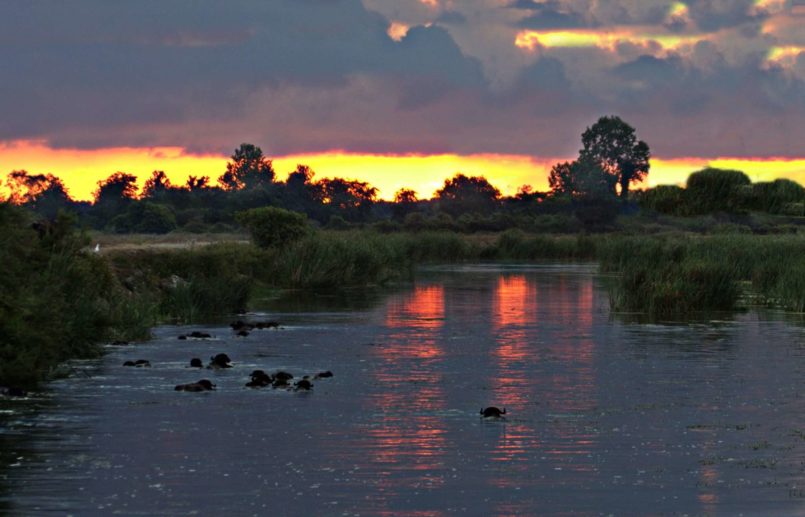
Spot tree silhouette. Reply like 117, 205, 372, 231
548, 156, 613, 200
186, 175, 211, 191
4, 170, 74, 218
579, 115, 650, 200
394, 188, 418, 205
141, 170, 173, 200
392, 188, 418, 220
218, 143, 275, 190
280, 164, 320, 215
436, 173, 500, 216
94, 172, 138, 203
547, 161, 575, 198
92, 172, 138, 228
317, 177, 378, 222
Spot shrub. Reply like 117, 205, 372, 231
236, 206, 310, 248
109, 202, 177, 234
747, 179, 804, 214
685, 168, 751, 214
0, 205, 151, 387
638, 185, 686, 215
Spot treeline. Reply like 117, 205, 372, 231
2, 117, 803, 235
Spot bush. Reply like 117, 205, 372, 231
109, 202, 178, 234
747, 179, 804, 214
685, 168, 750, 214
236, 206, 310, 248
638, 185, 686, 215
0, 205, 151, 387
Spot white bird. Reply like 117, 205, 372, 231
93, 243, 100, 253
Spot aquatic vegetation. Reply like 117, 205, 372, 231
600, 234, 805, 317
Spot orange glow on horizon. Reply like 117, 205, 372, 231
0, 140, 803, 202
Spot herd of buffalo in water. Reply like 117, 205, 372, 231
0, 319, 507, 419
121, 320, 335, 394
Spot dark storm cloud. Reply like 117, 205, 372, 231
0, 0, 483, 151
0, 0, 802, 159
435, 10, 467, 25
509, 0, 590, 30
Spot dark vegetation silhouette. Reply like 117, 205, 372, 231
2, 126, 802, 236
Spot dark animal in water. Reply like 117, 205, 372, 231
294, 378, 313, 391
273, 371, 293, 381
178, 331, 212, 340
175, 379, 216, 392
236, 330, 250, 337
314, 370, 333, 379
272, 371, 293, 388
189, 358, 203, 368
123, 359, 151, 367
480, 407, 506, 418
230, 320, 254, 332
208, 353, 232, 369
246, 370, 273, 388
254, 321, 280, 330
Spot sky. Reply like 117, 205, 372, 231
0, 0, 803, 200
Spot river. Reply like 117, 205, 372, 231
1, 265, 804, 516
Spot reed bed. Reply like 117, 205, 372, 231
599, 234, 805, 316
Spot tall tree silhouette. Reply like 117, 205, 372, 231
218, 143, 275, 190
579, 116, 650, 200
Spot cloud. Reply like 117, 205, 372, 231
436, 10, 468, 24
512, 0, 590, 30
0, 0, 802, 161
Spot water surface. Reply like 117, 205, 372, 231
2, 265, 804, 516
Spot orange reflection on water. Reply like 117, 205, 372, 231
697, 447, 720, 511
384, 285, 445, 360
491, 275, 538, 411
387, 285, 445, 330
489, 275, 541, 466
364, 285, 450, 493
365, 384, 449, 492
493, 275, 535, 328
576, 279, 594, 329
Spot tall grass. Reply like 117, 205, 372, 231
599, 234, 805, 316
107, 244, 261, 322
272, 231, 412, 288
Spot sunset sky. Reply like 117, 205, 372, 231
1, 0, 803, 200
